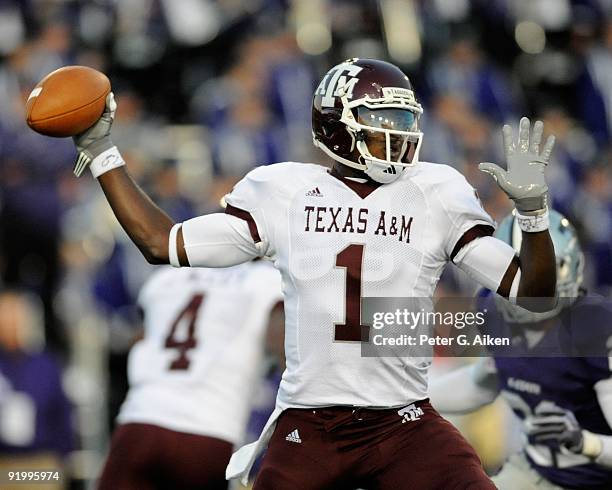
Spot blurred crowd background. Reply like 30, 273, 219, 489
0, 0, 611, 488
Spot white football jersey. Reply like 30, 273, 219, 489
220, 161, 494, 409
117, 261, 282, 445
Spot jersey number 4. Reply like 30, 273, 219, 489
164, 293, 204, 370
335, 244, 369, 342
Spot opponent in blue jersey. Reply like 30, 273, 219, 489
430, 210, 612, 490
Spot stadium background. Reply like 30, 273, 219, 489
0, 0, 610, 488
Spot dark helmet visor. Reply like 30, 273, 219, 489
356, 107, 418, 132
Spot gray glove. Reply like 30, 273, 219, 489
72, 92, 117, 177
524, 401, 583, 453
479, 117, 555, 214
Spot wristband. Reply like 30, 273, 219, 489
90, 146, 126, 178
582, 430, 603, 459
509, 268, 521, 304
516, 208, 549, 233
168, 223, 182, 268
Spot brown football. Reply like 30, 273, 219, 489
26, 65, 111, 137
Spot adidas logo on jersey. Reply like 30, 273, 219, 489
398, 404, 424, 424
285, 429, 302, 443
306, 187, 323, 197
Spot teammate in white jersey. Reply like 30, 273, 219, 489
67, 58, 557, 489
97, 261, 283, 490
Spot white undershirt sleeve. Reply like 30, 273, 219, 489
179, 213, 263, 267
591, 377, 612, 468
168, 223, 182, 267
509, 269, 521, 304
453, 236, 517, 294
429, 358, 500, 414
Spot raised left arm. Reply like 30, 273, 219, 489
480, 117, 557, 311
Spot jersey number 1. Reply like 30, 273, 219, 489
335, 244, 368, 342
165, 294, 204, 370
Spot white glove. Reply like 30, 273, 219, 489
479, 117, 555, 214
525, 402, 583, 453
72, 92, 117, 177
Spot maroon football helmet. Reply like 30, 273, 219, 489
312, 58, 423, 183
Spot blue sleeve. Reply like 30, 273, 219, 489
586, 357, 612, 385
475, 289, 499, 336
567, 298, 612, 381
474, 288, 492, 311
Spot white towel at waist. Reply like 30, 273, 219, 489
226, 406, 284, 485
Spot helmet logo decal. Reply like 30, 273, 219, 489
312, 59, 424, 181
381, 87, 418, 105
316, 64, 363, 108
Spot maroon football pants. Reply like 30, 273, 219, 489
253, 400, 496, 490
98, 423, 233, 490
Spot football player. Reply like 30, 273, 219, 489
430, 210, 612, 490
70, 58, 557, 489
97, 261, 283, 490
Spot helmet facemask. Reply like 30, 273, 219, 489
339, 87, 423, 184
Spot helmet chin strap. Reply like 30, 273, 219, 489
357, 140, 404, 184
363, 158, 403, 184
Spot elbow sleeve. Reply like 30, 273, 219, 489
454, 236, 516, 295
174, 213, 262, 267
